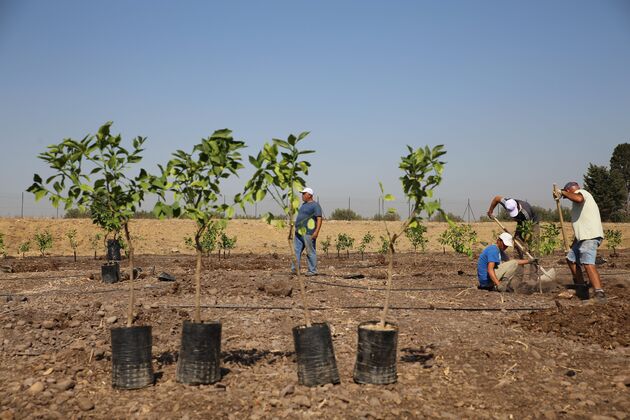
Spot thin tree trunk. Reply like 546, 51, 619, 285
73, 251, 77, 262
195, 248, 202, 323
380, 242, 395, 327
125, 224, 135, 328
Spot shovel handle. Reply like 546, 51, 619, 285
553, 184, 570, 252
490, 216, 533, 258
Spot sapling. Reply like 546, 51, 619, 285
28, 121, 151, 327
378, 235, 390, 254
438, 223, 477, 258
378, 145, 446, 327
321, 236, 331, 257
218, 232, 237, 259
537, 223, 561, 256
0, 232, 6, 258
404, 222, 428, 253
19, 241, 31, 258
34, 230, 54, 257
335, 233, 354, 258
604, 229, 622, 257
357, 232, 374, 260
66, 229, 79, 262
184, 220, 225, 260
239, 132, 316, 326
154, 129, 244, 323
89, 233, 102, 260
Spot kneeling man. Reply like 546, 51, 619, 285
477, 232, 533, 291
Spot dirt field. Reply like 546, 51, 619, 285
0, 219, 629, 419
1, 218, 629, 257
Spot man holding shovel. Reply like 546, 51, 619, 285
477, 232, 535, 292
487, 195, 539, 256
554, 182, 606, 302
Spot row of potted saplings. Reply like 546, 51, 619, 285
100, 242, 397, 389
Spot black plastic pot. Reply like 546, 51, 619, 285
292, 323, 340, 387
111, 326, 154, 389
176, 321, 222, 385
101, 262, 120, 284
107, 239, 122, 261
353, 321, 398, 385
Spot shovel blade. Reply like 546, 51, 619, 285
540, 268, 556, 283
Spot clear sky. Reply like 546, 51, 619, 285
1, 0, 629, 218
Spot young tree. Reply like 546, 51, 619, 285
604, 229, 622, 257
239, 132, 315, 326
437, 224, 477, 258
321, 236, 331, 257
19, 241, 31, 258
0, 233, 6, 258
218, 232, 237, 258
183, 220, 225, 260
357, 232, 374, 260
89, 232, 102, 260
28, 122, 151, 327
404, 222, 428, 253
610, 143, 630, 206
378, 145, 446, 327
335, 233, 355, 258
154, 129, 244, 323
583, 163, 628, 221
66, 229, 79, 262
34, 230, 54, 257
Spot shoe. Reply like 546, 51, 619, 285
305, 271, 317, 277
594, 290, 607, 303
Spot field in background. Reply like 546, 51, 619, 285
1, 218, 628, 257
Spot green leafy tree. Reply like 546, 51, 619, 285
330, 208, 362, 220
66, 229, 79, 262
239, 132, 315, 326
610, 143, 630, 206
34, 230, 54, 257
378, 235, 390, 254
184, 220, 225, 259
378, 145, 446, 327
0, 232, 6, 258
438, 223, 477, 258
218, 232, 237, 258
89, 232, 102, 260
583, 163, 628, 222
27, 122, 151, 326
19, 241, 31, 258
154, 129, 244, 323
405, 222, 428, 252
334, 233, 355, 258
321, 236, 331, 257
604, 229, 622, 257
357, 232, 374, 260
537, 223, 561, 256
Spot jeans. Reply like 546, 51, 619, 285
567, 237, 602, 265
292, 234, 317, 274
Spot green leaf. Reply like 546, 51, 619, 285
384, 194, 395, 201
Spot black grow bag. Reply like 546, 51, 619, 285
101, 262, 120, 284
292, 322, 340, 387
176, 320, 222, 385
353, 321, 398, 385
107, 239, 122, 261
111, 326, 154, 389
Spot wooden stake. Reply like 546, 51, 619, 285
553, 184, 570, 252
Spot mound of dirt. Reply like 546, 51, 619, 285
519, 286, 630, 349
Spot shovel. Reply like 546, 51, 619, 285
490, 216, 557, 291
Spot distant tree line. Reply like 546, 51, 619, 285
583, 143, 629, 222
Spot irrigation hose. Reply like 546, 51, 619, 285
168, 303, 552, 312
306, 278, 469, 292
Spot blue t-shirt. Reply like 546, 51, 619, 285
295, 201, 322, 235
477, 244, 502, 287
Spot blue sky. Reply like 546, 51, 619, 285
1, 0, 629, 218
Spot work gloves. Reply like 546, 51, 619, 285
552, 189, 563, 201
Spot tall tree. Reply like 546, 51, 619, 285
583, 163, 628, 222
610, 143, 630, 207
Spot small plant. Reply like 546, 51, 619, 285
34, 230, 54, 257
66, 229, 79, 262
604, 229, 622, 256
405, 222, 428, 253
517, 220, 537, 251
378, 235, 390, 254
0, 232, 6, 258
218, 232, 237, 258
19, 241, 31, 258
184, 220, 226, 259
537, 223, 561, 256
335, 233, 355, 258
321, 236, 331, 257
438, 223, 477, 258
89, 233, 102, 260
357, 232, 374, 260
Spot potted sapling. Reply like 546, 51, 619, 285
353, 145, 446, 385
240, 132, 340, 387
154, 129, 244, 385
28, 122, 154, 389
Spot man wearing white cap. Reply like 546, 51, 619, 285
477, 232, 535, 291
487, 195, 539, 256
292, 187, 323, 276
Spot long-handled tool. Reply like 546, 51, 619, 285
553, 184, 570, 252
491, 216, 557, 291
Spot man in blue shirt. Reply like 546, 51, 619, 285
292, 187, 323, 276
477, 232, 533, 291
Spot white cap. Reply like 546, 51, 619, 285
499, 232, 514, 247
504, 199, 519, 218
300, 187, 314, 195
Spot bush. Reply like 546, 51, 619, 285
64, 208, 91, 219
19, 241, 31, 258
218, 232, 237, 258
373, 212, 401, 221
321, 236, 331, 257
405, 223, 428, 252
536, 223, 561, 256
335, 233, 355, 258
438, 223, 477, 258
34, 230, 54, 257
604, 229, 622, 256
330, 208, 362, 221
431, 212, 463, 222
357, 232, 375, 259
0, 232, 6, 257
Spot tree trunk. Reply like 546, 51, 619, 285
380, 242, 395, 327
73, 250, 77, 262
195, 248, 202, 323
124, 223, 135, 328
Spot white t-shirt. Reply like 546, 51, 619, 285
571, 189, 604, 241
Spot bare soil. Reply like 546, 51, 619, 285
1, 246, 629, 419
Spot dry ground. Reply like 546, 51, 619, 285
0, 233, 629, 419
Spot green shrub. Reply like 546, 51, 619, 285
330, 208, 362, 221
34, 230, 54, 257
438, 223, 477, 258
405, 223, 428, 252
321, 236, 331, 257
357, 232, 375, 259
604, 229, 622, 256
537, 223, 561, 256
19, 241, 31, 258
335, 233, 355, 258
218, 232, 237, 258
